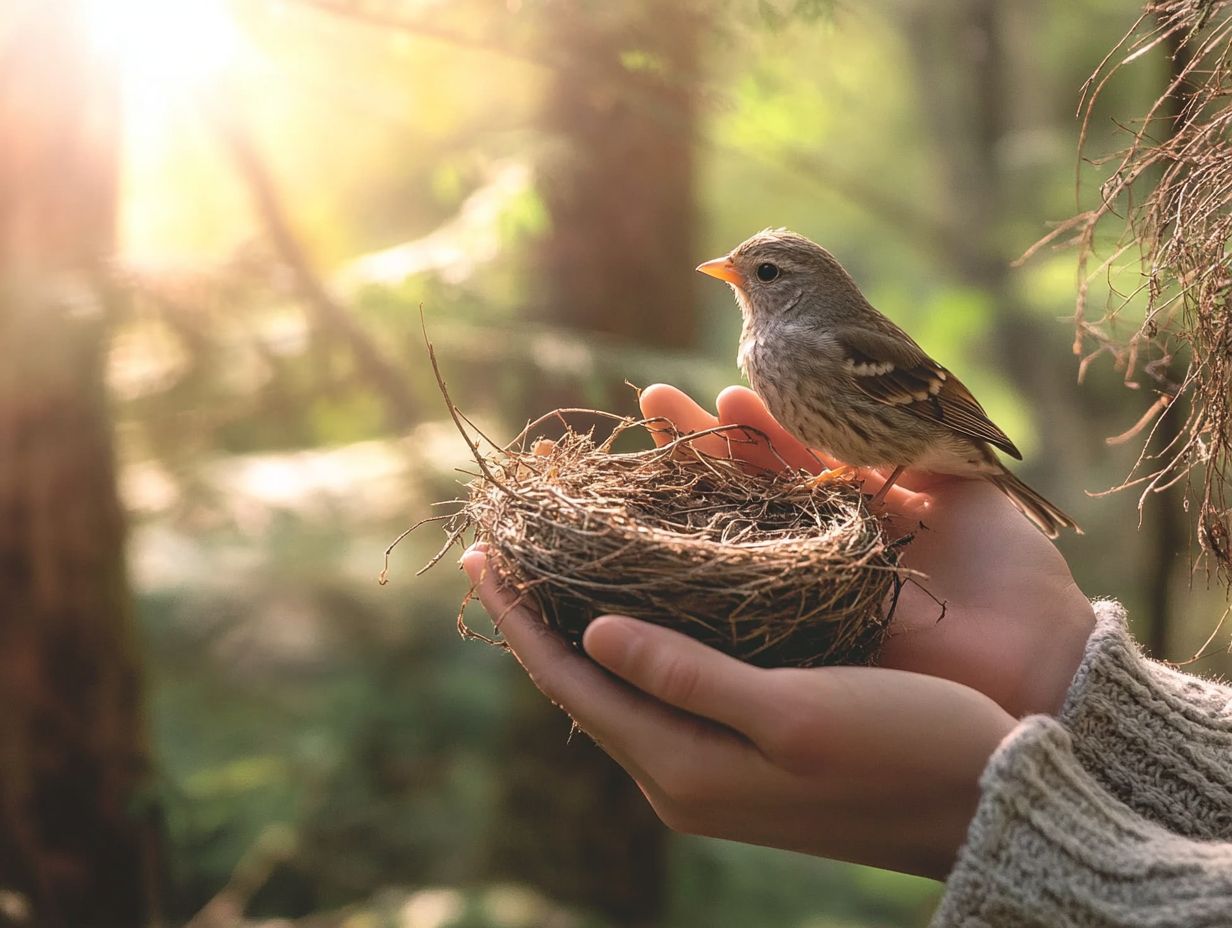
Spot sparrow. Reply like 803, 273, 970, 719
696, 228, 1079, 538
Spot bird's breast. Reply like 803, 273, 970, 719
737, 322, 911, 467
737, 332, 757, 378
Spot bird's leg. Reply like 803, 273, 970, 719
804, 465, 855, 490
868, 464, 906, 507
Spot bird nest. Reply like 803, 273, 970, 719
396, 407, 911, 669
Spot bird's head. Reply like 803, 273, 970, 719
696, 228, 864, 324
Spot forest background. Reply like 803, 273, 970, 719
3, 0, 1229, 926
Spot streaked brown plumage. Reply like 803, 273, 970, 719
697, 228, 1079, 538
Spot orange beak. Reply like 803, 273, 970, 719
695, 256, 745, 288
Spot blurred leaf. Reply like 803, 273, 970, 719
185, 756, 291, 797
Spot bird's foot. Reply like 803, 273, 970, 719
804, 465, 856, 490
868, 464, 907, 507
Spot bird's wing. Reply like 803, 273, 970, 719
839, 326, 1022, 459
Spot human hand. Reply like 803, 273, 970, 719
458, 383, 1092, 876
462, 550, 1015, 879
638, 384, 1095, 718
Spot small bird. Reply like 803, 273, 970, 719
696, 228, 1079, 537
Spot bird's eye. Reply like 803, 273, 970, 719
756, 262, 780, 282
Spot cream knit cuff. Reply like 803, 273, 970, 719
1061, 600, 1232, 839
933, 716, 1232, 928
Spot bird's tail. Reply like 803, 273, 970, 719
989, 468, 1081, 539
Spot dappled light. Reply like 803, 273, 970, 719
2, 1, 1230, 926
85, 0, 240, 89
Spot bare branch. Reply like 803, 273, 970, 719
208, 104, 422, 431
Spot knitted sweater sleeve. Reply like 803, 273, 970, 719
1061, 600, 1232, 839
933, 602, 1232, 927
931, 717, 1232, 927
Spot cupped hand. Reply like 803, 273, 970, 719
463, 550, 1014, 879
638, 383, 1095, 718
459, 383, 1094, 876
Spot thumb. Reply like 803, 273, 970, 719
583, 615, 781, 735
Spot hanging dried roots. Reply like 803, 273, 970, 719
1043, 0, 1232, 579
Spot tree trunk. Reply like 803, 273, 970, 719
901, 0, 1084, 485
903, 0, 1186, 653
0, 4, 161, 925
533, 2, 700, 353
488, 4, 702, 924
1140, 21, 1196, 661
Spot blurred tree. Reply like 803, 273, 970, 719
1136, 22, 1192, 659
901, 0, 1085, 473
0, 3, 161, 925
532, 2, 701, 353
489, 2, 704, 924
897, 0, 1191, 646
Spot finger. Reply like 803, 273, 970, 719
769, 666, 1014, 778
715, 386, 827, 472
582, 615, 783, 737
461, 550, 696, 777
854, 468, 931, 521
463, 549, 642, 718
884, 470, 966, 494
867, 472, 1001, 533
638, 383, 728, 455
716, 386, 926, 517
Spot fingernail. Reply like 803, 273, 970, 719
461, 550, 486, 583
582, 615, 638, 667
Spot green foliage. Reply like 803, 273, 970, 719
107, 0, 1232, 924
668, 838, 939, 927
141, 524, 517, 915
